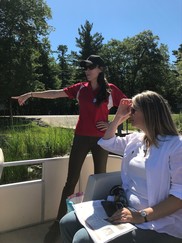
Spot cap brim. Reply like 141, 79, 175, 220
80, 60, 93, 67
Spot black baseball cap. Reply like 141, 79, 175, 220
80, 55, 105, 68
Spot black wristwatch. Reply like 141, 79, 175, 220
140, 210, 148, 222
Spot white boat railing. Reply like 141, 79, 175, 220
0, 154, 121, 233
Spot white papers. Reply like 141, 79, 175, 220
73, 200, 136, 243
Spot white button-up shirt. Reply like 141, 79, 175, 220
98, 132, 182, 238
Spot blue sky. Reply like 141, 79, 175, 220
45, 0, 182, 63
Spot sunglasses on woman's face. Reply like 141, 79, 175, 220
83, 65, 97, 71
130, 107, 137, 115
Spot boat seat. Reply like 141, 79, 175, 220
83, 171, 121, 202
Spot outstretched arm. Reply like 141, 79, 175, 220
11, 89, 68, 106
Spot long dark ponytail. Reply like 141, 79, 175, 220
95, 71, 111, 106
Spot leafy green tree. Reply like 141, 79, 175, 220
55, 45, 79, 114
75, 20, 104, 60
57, 45, 73, 88
173, 44, 182, 106
101, 30, 172, 99
72, 20, 104, 83
36, 38, 60, 90
0, 0, 53, 113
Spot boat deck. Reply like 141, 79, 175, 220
0, 220, 62, 243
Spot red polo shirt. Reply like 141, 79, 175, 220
64, 82, 126, 137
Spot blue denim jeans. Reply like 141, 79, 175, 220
60, 211, 91, 243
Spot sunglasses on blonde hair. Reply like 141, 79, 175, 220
130, 107, 137, 115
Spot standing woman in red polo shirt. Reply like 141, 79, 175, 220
12, 55, 127, 221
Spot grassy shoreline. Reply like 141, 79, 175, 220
1, 114, 182, 160
0, 114, 181, 184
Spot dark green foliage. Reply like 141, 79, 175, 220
0, 1, 181, 115
0, 0, 60, 112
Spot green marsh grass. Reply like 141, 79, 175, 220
0, 114, 181, 184
0, 117, 74, 184
1, 123, 74, 161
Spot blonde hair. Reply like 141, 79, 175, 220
132, 90, 178, 146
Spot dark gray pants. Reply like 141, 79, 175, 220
57, 135, 109, 220
60, 211, 182, 243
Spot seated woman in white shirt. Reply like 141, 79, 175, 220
60, 90, 182, 243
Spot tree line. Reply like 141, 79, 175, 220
0, 0, 182, 116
